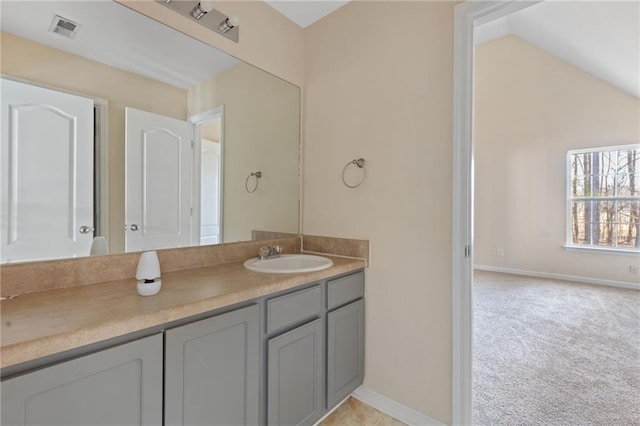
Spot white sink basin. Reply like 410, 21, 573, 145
244, 254, 333, 274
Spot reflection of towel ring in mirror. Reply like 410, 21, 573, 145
342, 158, 366, 189
245, 171, 262, 193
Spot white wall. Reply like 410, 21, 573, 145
474, 35, 640, 285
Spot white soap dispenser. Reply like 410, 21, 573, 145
135, 251, 162, 296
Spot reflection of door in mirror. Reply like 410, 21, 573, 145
1, 78, 94, 263
125, 107, 194, 252
1, 0, 300, 263
191, 107, 224, 246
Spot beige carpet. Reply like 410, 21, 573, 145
473, 271, 640, 426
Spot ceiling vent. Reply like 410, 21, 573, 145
49, 15, 81, 39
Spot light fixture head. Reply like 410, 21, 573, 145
191, 0, 215, 20
219, 15, 239, 33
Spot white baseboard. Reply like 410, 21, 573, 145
474, 265, 640, 291
351, 385, 446, 426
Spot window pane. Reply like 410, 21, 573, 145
617, 149, 640, 175
572, 221, 587, 245
596, 151, 616, 176
571, 201, 587, 244
617, 173, 640, 197
593, 200, 616, 246
593, 174, 615, 197
570, 153, 588, 177
617, 200, 639, 248
571, 176, 587, 197
616, 173, 632, 196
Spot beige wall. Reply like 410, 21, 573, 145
188, 63, 300, 242
303, 2, 455, 423
118, 0, 304, 87
0, 31, 187, 254
474, 35, 640, 285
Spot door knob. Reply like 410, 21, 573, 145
130, 224, 140, 231
79, 225, 93, 234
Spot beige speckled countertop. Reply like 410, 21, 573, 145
0, 255, 365, 369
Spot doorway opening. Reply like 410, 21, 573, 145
190, 106, 224, 245
454, 1, 640, 424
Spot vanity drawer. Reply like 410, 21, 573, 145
266, 285, 322, 334
327, 271, 364, 310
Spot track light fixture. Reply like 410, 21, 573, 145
156, 0, 240, 42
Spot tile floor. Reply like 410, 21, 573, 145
320, 397, 406, 426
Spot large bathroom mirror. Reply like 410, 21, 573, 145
0, 0, 300, 264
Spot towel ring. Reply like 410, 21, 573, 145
342, 158, 366, 189
245, 171, 262, 193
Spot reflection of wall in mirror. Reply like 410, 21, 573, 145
201, 119, 221, 143
188, 62, 300, 242
0, 31, 187, 254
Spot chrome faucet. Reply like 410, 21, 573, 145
259, 245, 283, 260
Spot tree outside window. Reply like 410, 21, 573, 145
568, 145, 640, 251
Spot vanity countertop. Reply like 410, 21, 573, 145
0, 255, 365, 369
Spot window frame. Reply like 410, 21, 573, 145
565, 144, 640, 254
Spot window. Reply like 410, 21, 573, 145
567, 145, 640, 252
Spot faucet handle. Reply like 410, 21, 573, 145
259, 246, 270, 259
273, 245, 283, 255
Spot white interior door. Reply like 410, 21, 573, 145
1, 78, 94, 263
125, 107, 194, 252
200, 138, 221, 244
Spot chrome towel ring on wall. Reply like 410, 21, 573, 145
342, 158, 366, 188
245, 171, 262, 193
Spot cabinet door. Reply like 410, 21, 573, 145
327, 299, 365, 409
268, 319, 323, 426
165, 304, 260, 426
1, 334, 163, 426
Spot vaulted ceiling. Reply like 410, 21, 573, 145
264, 0, 639, 99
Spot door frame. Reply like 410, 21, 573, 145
189, 105, 225, 245
451, 1, 542, 424
94, 100, 109, 241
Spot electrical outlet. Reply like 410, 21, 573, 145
497, 248, 504, 257
630, 265, 639, 274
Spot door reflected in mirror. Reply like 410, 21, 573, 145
0, 0, 300, 264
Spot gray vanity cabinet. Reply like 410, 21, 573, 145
0, 269, 365, 426
164, 304, 260, 426
0, 333, 163, 426
267, 319, 323, 426
326, 271, 365, 409
327, 299, 365, 408
265, 284, 324, 425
